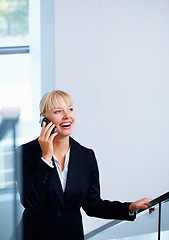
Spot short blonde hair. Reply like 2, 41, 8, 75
39, 90, 74, 114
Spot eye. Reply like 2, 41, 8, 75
68, 107, 74, 112
55, 110, 61, 114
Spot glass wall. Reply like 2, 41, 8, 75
85, 194, 169, 240
85, 210, 158, 240
0, 0, 41, 144
0, 0, 30, 141
161, 201, 169, 240
0, 111, 22, 240
0, 1, 40, 239
0, 53, 32, 141
0, 0, 29, 47
0, 127, 15, 240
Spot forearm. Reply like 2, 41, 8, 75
82, 198, 136, 221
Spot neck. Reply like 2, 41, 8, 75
53, 135, 70, 155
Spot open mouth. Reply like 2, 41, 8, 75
60, 122, 71, 128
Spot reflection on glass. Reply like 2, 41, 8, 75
0, 127, 15, 240
0, 53, 32, 141
161, 201, 169, 240
109, 232, 158, 240
0, 129, 14, 189
86, 209, 159, 240
86, 198, 169, 240
0, 0, 29, 47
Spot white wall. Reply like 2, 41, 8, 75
54, 0, 169, 234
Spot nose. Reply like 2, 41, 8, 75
62, 110, 69, 119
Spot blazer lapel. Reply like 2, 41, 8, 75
34, 138, 65, 207
34, 137, 84, 207
50, 157, 65, 207
64, 137, 84, 196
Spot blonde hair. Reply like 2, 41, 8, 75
39, 90, 74, 114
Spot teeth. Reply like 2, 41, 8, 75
61, 122, 71, 127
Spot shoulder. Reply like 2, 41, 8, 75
70, 137, 97, 167
16, 138, 42, 168
18, 138, 41, 151
17, 138, 42, 160
70, 136, 94, 153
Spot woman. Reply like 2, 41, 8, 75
17, 90, 153, 240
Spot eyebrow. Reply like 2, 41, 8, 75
53, 105, 73, 110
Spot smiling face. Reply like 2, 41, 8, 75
44, 98, 75, 137
39, 90, 75, 138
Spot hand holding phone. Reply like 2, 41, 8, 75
38, 115, 57, 163
39, 115, 57, 135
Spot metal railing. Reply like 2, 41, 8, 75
0, 46, 29, 55
85, 191, 169, 240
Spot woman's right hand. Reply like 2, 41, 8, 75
38, 122, 58, 163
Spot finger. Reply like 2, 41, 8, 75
39, 125, 45, 139
139, 198, 152, 208
39, 122, 46, 136
42, 121, 46, 128
44, 123, 57, 140
49, 131, 58, 141
139, 204, 149, 210
48, 124, 57, 135
40, 121, 51, 136
42, 122, 54, 138
49, 126, 58, 138
149, 208, 155, 214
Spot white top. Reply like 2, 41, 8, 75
41, 148, 70, 192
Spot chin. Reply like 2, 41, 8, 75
59, 131, 72, 138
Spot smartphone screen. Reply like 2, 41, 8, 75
39, 115, 57, 134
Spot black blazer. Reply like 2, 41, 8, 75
16, 137, 135, 240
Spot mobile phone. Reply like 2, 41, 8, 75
39, 115, 57, 134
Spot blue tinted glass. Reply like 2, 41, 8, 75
0, 0, 29, 47
0, 53, 33, 141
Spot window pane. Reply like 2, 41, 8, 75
0, 0, 29, 47
0, 127, 16, 240
0, 53, 32, 141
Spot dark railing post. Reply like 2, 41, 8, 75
158, 202, 161, 240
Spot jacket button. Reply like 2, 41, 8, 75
57, 211, 63, 217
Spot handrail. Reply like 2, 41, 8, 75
0, 46, 29, 55
149, 191, 169, 206
84, 191, 169, 239
136, 191, 169, 214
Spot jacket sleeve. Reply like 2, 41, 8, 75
16, 144, 55, 212
82, 150, 136, 221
